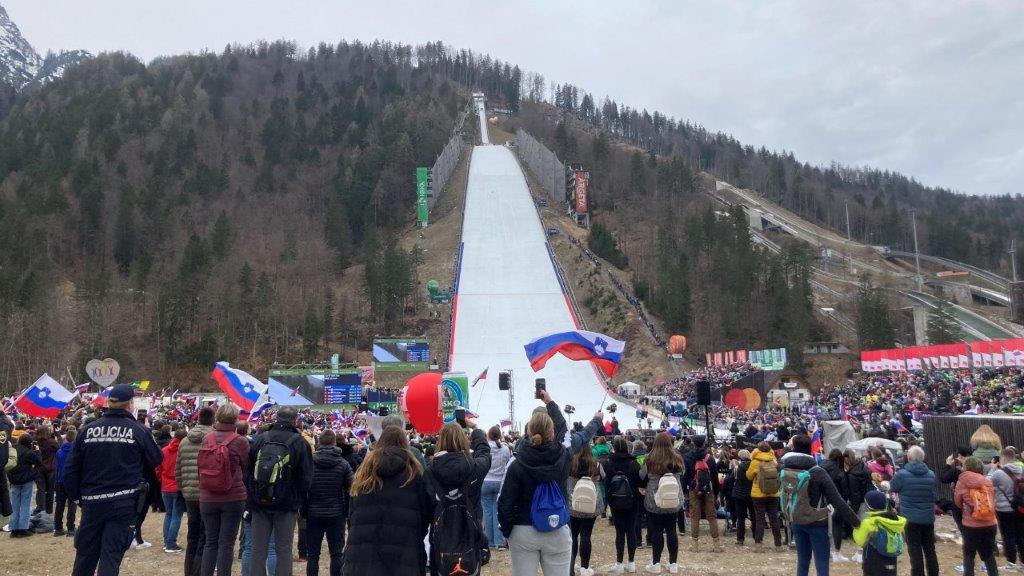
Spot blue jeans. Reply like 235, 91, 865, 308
11, 482, 34, 530
481, 480, 505, 547
240, 519, 276, 576
792, 523, 831, 576
162, 492, 185, 549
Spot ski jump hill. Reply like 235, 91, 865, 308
449, 96, 639, 430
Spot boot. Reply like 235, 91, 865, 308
690, 539, 699, 553
712, 538, 724, 553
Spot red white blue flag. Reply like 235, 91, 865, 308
211, 362, 268, 412
524, 330, 626, 377
14, 374, 76, 418
472, 367, 488, 387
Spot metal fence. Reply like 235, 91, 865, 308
428, 131, 463, 211
922, 414, 1024, 500
515, 129, 564, 203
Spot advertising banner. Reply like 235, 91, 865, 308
373, 338, 431, 372
573, 170, 589, 213
441, 372, 470, 423
416, 167, 429, 226
750, 348, 787, 371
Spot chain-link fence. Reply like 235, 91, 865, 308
515, 129, 564, 204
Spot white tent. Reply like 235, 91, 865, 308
617, 382, 641, 397
821, 420, 858, 455
845, 437, 904, 459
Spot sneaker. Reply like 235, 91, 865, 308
164, 546, 183, 553
644, 563, 662, 574
53, 529, 66, 537
832, 550, 849, 562
851, 550, 863, 564
2, 524, 10, 532
580, 568, 595, 576
131, 541, 152, 550
1002, 564, 1017, 573
607, 563, 625, 575
625, 561, 637, 573
667, 564, 679, 575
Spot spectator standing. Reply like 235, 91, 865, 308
731, 449, 755, 547
746, 441, 783, 552
852, 490, 906, 576
568, 438, 605, 576
157, 428, 187, 552
33, 424, 58, 516
53, 426, 78, 536
683, 436, 721, 553
247, 407, 314, 576
198, 403, 249, 576
821, 449, 850, 561
482, 425, 512, 549
603, 436, 642, 573
640, 432, 685, 574
989, 448, 1024, 573
8, 433, 41, 537
890, 446, 939, 576
176, 406, 215, 576
954, 456, 1000, 576
304, 429, 353, 576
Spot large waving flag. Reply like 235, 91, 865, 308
15, 374, 77, 418
524, 330, 626, 377
212, 362, 268, 411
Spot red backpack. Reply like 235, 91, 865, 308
198, 432, 238, 494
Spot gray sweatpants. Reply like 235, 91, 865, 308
250, 510, 296, 576
508, 524, 571, 576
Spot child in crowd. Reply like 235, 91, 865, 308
853, 490, 906, 576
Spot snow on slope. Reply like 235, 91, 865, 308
449, 137, 637, 430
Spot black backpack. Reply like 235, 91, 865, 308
689, 455, 713, 496
252, 439, 292, 507
430, 476, 486, 576
607, 471, 634, 510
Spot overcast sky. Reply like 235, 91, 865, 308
7, 1, 1023, 196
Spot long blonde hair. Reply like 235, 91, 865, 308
526, 412, 555, 445
970, 425, 1002, 451
350, 427, 421, 496
436, 422, 469, 454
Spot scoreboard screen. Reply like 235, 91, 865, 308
322, 373, 362, 405
373, 338, 431, 371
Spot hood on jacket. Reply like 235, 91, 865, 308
904, 461, 931, 476
1003, 463, 1023, 475
959, 470, 989, 489
313, 445, 345, 469
165, 437, 181, 456
752, 449, 776, 463
430, 450, 474, 489
517, 441, 567, 482
186, 424, 212, 445
781, 452, 816, 470
376, 446, 414, 479
868, 510, 907, 532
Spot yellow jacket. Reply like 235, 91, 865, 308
853, 510, 907, 555
746, 448, 780, 498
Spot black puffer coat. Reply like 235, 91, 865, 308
426, 428, 490, 517
498, 439, 571, 537
343, 447, 433, 576
732, 458, 753, 499
306, 445, 353, 519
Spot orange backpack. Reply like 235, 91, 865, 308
967, 483, 996, 523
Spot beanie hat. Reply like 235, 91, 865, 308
865, 490, 888, 511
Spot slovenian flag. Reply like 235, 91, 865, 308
810, 421, 823, 458
212, 362, 269, 412
524, 330, 626, 377
472, 367, 488, 387
14, 374, 77, 418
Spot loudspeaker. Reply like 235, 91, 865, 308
498, 372, 510, 391
696, 380, 711, 406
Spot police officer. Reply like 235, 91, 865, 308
63, 384, 163, 576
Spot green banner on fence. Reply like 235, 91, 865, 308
416, 167, 429, 226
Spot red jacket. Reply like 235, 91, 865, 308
157, 437, 182, 493
198, 422, 250, 503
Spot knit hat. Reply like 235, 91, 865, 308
738, 449, 751, 460
865, 490, 888, 511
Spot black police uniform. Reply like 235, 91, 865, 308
63, 408, 163, 576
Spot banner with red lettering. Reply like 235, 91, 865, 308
1006, 339, 1024, 367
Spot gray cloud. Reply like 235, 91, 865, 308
7, 0, 1022, 196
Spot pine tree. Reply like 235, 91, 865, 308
303, 301, 321, 360
927, 297, 962, 344
210, 210, 232, 261
856, 279, 896, 350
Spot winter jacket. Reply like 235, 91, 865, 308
779, 452, 860, 528
306, 445, 353, 519
498, 438, 571, 537
37, 437, 58, 473
853, 509, 907, 555
156, 437, 182, 493
485, 440, 512, 484
989, 463, 1022, 513
954, 470, 998, 528
746, 448, 780, 498
8, 443, 41, 485
732, 458, 753, 499
340, 442, 364, 472
866, 459, 895, 481
683, 447, 719, 496
846, 460, 873, 510
246, 421, 313, 512
820, 460, 848, 500
342, 446, 433, 576
62, 409, 163, 504
427, 428, 491, 518
592, 443, 612, 460
639, 462, 684, 514
55, 441, 73, 484
890, 461, 936, 524
198, 422, 249, 503
567, 461, 606, 519
603, 451, 643, 508
175, 423, 212, 502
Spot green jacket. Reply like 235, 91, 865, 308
853, 510, 907, 556
592, 444, 611, 459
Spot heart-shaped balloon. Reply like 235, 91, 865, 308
400, 372, 443, 435
86, 358, 120, 387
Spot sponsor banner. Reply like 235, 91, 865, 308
416, 167, 429, 225
573, 170, 589, 213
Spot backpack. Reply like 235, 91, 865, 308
868, 520, 905, 558
757, 459, 781, 495
690, 455, 713, 496
654, 473, 682, 510
530, 480, 569, 532
1005, 469, 1024, 515
779, 467, 829, 525
430, 479, 484, 576
570, 477, 598, 515
607, 471, 634, 511
967, 483, 996, 523
197, 432, 238, 494
252, 439, 292, 507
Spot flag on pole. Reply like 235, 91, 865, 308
524, 330, 626, 376
14, 374, 77, 418
211, 362, 268, 412
499, 418, 512, 427
74, 383, 90, 393
472, 367, 489, 387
